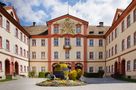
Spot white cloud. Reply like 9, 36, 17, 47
3, 0, 132, 26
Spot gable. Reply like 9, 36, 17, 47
47, 14, 88, 25
112, 8, 124, 25
4, 6, 19, 22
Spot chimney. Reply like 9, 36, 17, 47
99, 22, 104, 27
32, 22, 36, 26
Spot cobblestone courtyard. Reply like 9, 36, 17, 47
0, 77, 136, 90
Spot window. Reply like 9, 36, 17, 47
54, 38, 59, 46
134, 32, 136, 45
32, 52, 36, 59
76, 24, 81, 33
115, 44, 117, 54
24, 66, 26, 72
89, 31, 94, 34
32, 39, 36, 46
89, 67, 93, 72
76, 38, 81, 46
65, 51, 70, 59
134, 59, 136, 70
0, 61, 2, 72
20, 65, 23, 72
76, 51, 81, 59
112, 32, 114, 41
53, 24, 59, 34
24, 49, 26, 57
121, 21, 125, 32
127, 15, 131, 28
0, 15, 2, 27
99, 52, 103, 59
6, 20, 10, 32
133, 9, 136, 22
41, 52, 45, 59
24, 35, 26, 43
15, 29, 18, 38
89, 52, 94, 60
32, 66, 36, 71
122, 39, 125, 51
20, 32, 23, 41
109, 66, 111, 73
98, 31, 104, 34
41, 67, 45, 72
115, 29, 117, 38
127, 61, 131, 71
20, 47, 22, 56
0, 36, 2, 48
65, 37, 70, 46
98, 67, 103, 71
41, 39, 45, 46
15, 45, 18, 54
6, 40, 10, 51
54, 51, 58, 59
99, 39, 103, 47
109, 35, 111, 43
127, 35, 131, 48
109, 49, 111, 57
111, 65, 114, 73
111, 47, 114, 56
89, 39, 94, 46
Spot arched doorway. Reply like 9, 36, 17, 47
114, 62, 118, 74
5, 59, 10, 75
75, 63, 83, 70
121, 60, 125, 75
15, 62, 19, 75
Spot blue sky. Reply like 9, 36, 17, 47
1, 0, 131, 26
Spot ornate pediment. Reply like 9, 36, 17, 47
60, 18, 75, 34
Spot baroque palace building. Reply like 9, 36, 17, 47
0, 0, 136, 79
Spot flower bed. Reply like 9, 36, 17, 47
36, 80, 86, 87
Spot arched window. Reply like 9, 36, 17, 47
127, 61, 131, 71
0, 61, 2, 72
134, 32, 136, 45
15, 45, 18, 54
127, 35, 131, 48
122, 39, 125, 51
0, 36, 2, 48
6, 40, 10, 51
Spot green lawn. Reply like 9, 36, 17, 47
116, 77, 136, 83
0, 79, 17, 82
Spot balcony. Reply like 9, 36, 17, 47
63, 45, 71, 50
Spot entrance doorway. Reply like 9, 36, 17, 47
5, 59, 10, 75
121, 60, 125, 75
15, 62, 19, 75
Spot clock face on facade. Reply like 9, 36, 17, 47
61, 18, 75, 34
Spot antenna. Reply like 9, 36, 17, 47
67, 0, 69, 14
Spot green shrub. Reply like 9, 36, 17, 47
6, 75, 12, 80
98, 70, 104, 78
84, 72, 100, 78
29, 71, 36, 78
39, 72, 50, 78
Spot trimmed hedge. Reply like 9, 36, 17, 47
84, 70, 104, 78
39, 72, 50, 78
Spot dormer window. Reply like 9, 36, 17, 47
76, 24, 81, 34
10, 12, 13, 17
89, 31, 94, 34
99, 31, 104, 34
53, 24, 59, 34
